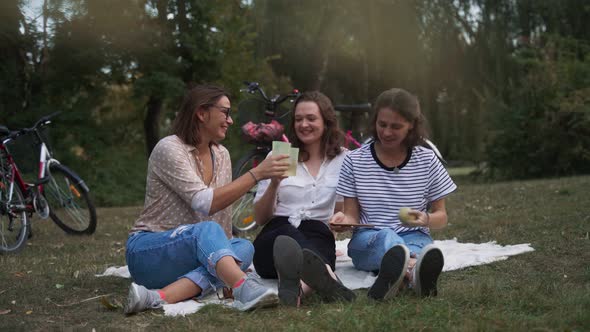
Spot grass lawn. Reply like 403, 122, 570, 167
1, 175, 589, 331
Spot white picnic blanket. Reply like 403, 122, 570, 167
97, 238, 534, 316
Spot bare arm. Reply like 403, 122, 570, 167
333, 201, 343, 214
425, 198, 448, 229
253, 179, 281, 226
329, 197, 361, 232
406, 198, 448, 229
209, 155, 289, 215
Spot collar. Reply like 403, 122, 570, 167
174, 135, 218, 154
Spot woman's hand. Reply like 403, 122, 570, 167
329, 212, 352, 233
400, 209, 430, 228
251, 154, 290, 181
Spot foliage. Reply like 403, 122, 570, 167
487, 35, 590, 178
1, 0, 590, 207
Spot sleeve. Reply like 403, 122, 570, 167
336, 154, 357, 198
190, 188, 214, 215
150, 139, 208, 206
426, 154, 457, 202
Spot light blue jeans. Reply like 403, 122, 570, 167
348, 228, 433, 272
126, 221, 253, 296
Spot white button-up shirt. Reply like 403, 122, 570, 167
254, 150, 348, 227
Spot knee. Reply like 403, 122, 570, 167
237, 239, 255, 258
374, 229, 403, 251
198, 220, 224, 232
233, 238, 254, 268
191, 221, 224, 236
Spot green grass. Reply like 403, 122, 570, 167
1, 176, 589, 331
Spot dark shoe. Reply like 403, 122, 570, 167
273, 235, 303, 307
413, 244, 444, 297
367, 244, 409, 301
301, 249, 356, 302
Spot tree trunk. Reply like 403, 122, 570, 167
144, 95, 163, 157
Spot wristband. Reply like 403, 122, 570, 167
247, 170, 259, 184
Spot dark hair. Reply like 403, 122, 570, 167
172, 85, 229, 146
289, 91, 344, 161
369, 88, 429, 148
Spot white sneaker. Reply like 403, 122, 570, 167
124, 283, 165, 314
413, 244, 444, 297
232, 273, 278, 311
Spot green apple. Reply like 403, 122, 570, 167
398, 207, 416, 223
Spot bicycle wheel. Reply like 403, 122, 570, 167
231, 149, 268, 235
0, 178, 29, 253
44, 164, 97, 234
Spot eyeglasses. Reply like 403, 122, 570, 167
208, 105, 232, 120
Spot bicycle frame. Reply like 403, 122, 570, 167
35, 140, 59, 194
0, 142, 25, 205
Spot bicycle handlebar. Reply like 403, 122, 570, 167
334, 103, 372, 113
241, 81, 300, 104
1, 111, 61, 141
34, 111, 61, 129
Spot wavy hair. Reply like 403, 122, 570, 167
289, 91, 344, 161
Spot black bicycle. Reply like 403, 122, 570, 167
231, 82, 301, 235
0, 113, 97, 253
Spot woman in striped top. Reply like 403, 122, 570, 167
330, 88, 456, 301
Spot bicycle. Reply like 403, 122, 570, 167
230, 82, 372, 235
230, 82, 300, 235
0, 112, 97, 253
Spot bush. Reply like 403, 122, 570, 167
487, 36, 590, 178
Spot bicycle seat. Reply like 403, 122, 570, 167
0, 125, 9, 137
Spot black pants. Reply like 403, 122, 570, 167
253, 216, 336, 279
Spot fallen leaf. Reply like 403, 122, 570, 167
55, 284, 64, 289
73, 271, 80, 279
100, 296, 121, 310
0, 309, 11, 315
26, 310, 33, 315
14, 272, 24, 278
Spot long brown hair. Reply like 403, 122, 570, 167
289, 91, 344, 161
368, 88, 429, 148
172, 85, 229, 146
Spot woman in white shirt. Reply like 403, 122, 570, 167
252, 91, 355, 306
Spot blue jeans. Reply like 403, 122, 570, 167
126, 221, 254, 296
348, 228, 433, 272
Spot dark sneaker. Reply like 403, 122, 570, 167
413, 244, 444, 297
232, 272, 279, 311
301, 249, 356, 302
124, 283, 165, 314
367, 244, 410, 301
273, 235, 303, 306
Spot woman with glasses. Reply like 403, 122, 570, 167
124, 85, 290, 314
